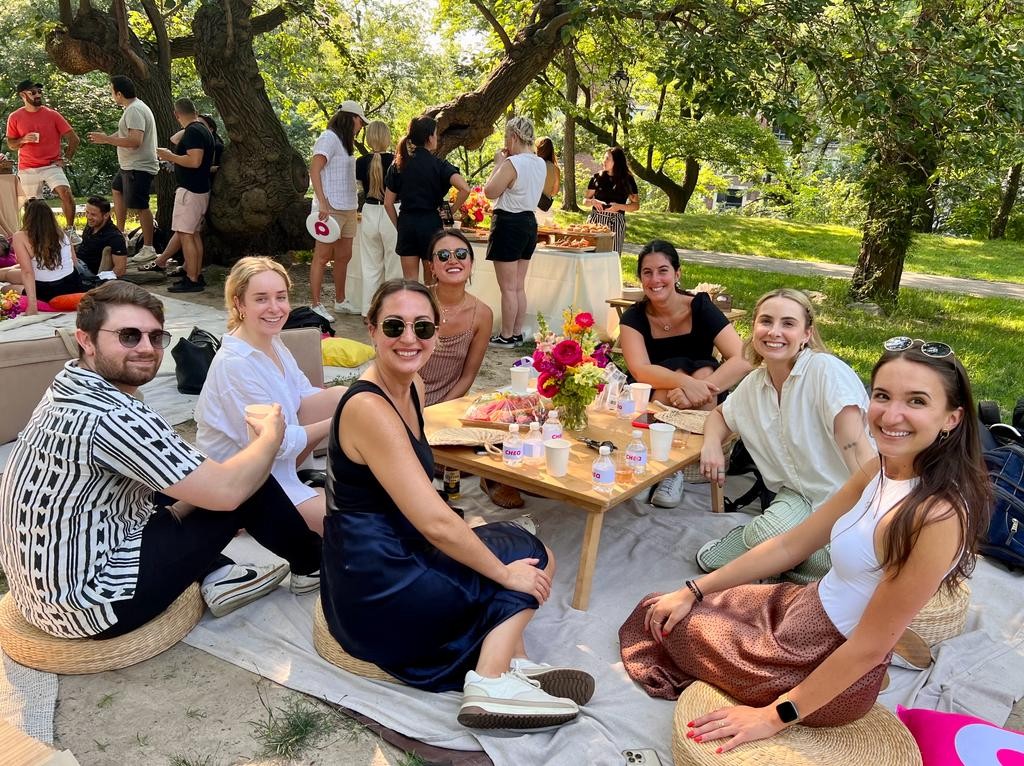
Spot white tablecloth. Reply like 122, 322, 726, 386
0, 175, 25, 238
343, 229, 623, 341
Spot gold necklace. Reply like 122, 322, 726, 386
433, 288, 467, 324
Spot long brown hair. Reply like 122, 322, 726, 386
870, 346, 991, 592
395, 117, 436, 171
22, 199, 63, 271
328, 109, 357, 155
536, 137, 557, 164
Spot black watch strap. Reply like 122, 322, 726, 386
775, 699, 800, 724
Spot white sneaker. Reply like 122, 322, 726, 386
651, 470, 685, 508
66, 227, 82, 246
309, 303, 336, 323
333, 299, 358, 315
129, 245, 157, 264
509, 515, 537, 536
458, 670, 579, 730
510, 658, 595, 705
289, 570, 320, 595
200, 562, 289, 617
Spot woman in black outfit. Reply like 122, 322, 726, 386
384, 117, 470, 282
584, 146, 639, 254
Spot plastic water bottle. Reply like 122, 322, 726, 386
617, 384, 636, 418
542, 410, 562, 441
625, 429, 648, 477
592, 445, 615, 493
503, 423, 524, 467
523, 421, 544, 465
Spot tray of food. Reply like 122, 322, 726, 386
543, 235, 596, 252
566, 223, 612, 234
461, 392, 545, 429
461, 227, 490, 242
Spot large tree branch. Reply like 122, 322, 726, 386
169, 4, 288, 58
113, 0, 149, 78
139, 0, 170, 73
470, 0, 514, 53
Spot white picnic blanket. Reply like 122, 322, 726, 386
182, 480, 1024, 766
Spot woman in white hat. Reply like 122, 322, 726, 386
308, 100, 367, 322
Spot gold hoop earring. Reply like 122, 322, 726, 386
239, 311, 246, 321
939, 428, 950, 441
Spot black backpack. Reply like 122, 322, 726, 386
982, 441, 1024, 570
282, 306, 335, 337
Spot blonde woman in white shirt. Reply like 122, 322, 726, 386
309, 100, 367, 321
697, 288, 875, 581
196, 257, 347, 535
483, 116, 547, 347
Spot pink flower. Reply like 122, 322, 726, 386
532, 350, 560, 375
574, 312, 595, 328
592, 342, 611, 368
537, 371, 561, 398
552, 339, 583, 367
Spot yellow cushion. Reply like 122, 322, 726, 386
321, 337, 375, 368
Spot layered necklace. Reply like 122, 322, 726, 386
432, 287, 468, 324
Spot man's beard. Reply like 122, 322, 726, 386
91, 351, 160, 388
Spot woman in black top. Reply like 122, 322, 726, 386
384, 117, 470, 281
356, 120, 399, 311
584, 146, 639, 253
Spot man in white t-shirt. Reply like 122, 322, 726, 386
87, 75, 160, 263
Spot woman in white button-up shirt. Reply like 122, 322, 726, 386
697, 288, 876, 581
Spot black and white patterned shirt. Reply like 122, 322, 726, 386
0, 362, 205, 637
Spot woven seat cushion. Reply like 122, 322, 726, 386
312, 598, 403, 684
671, 682, 922, 766
0, 585, 203, 674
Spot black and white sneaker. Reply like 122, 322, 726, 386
489, 334, 517, 347
201, 563, 289, 617
511, 334, 524, 347
289, 570, 321, 595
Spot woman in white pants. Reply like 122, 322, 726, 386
356, 121, 400, 314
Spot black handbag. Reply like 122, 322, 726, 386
171, 327, 221, 395
537, 192, 554, 212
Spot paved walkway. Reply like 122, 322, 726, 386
621, 243, 1024, 301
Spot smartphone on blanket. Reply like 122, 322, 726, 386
631, 412, 653, 428
622, 749, 662, 765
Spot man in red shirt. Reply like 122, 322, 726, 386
5, 78, 81, 244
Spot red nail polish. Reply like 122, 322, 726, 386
694, 736, 702, 743
686, 731, 694, 739
686, 721, 694, 728
716, 747, 723, 754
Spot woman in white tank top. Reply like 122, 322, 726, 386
620, 339, 991, 749
1, 198, 83, 314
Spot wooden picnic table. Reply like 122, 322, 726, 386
423, 396, 723, 611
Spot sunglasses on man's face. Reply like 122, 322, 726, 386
883, 336, 954, 359
24, 88, 43, 95
433, 248, 470, 262
98, 327, 172, 349
379, 318, 437, 340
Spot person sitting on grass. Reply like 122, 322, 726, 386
620, 339, 989, 752
0, 281, 322, 639
321, 279, 594, 730
196, 256, 348, 536
697, 288, 874, 582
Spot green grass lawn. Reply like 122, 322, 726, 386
613, 256, 1024, 416
555, 210, 1024, 284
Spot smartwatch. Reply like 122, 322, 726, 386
775, 697, 800, 725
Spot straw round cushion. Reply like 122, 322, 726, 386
909, 581, 970, 646
671, 682, 922, 766
0, 585, 203, 675
653, 408, 709, 434
312, 598, 402, 684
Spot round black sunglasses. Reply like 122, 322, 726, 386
379, 318, 437, 340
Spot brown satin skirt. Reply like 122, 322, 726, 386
619, 582, 889, 727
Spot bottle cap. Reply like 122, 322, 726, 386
599, 445, 611, 455
509, 423, 520, 433
632, 429, 642, 438
531, 421, 540, 428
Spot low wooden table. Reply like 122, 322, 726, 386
424, 396, 723, 610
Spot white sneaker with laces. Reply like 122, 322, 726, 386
309, 303, 336, 323
66, 227, 82, 246
289, 570, 320, 595
458, 670, 579, 729
651, 470, 685, 508
508, 515, 537, 536
129, 245, 158, 264
333, 299, 358, 315
201, 562, 289, 617
509, 658, 595, 705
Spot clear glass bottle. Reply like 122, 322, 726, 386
542, 409, 562, 441
617, 384, 636, 418
503, 423, 524, 467
592, 445, 615, 493
523, 421, 544, 465
625, 429, 648, 477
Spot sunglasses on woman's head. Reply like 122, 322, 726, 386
883, 336, 954, 358
379, 318, 437, 340
98, 327, 172, 348
433, 248, 470, 262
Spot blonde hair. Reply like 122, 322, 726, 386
224, 256, 291, 331
505, 116, 535, 148
744, 287, 829, 366
365, 121, 392, 200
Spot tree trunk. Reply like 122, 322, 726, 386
914, 175, 938, 233
562, 50, 580, 212
191, 0, 311, 262
678, 157, 700, 214
990, 162, 1022, 239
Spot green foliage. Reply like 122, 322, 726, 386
250, 697, 333, 758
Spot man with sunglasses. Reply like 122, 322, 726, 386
0, 281, 322, 639
5, 78, 82, 244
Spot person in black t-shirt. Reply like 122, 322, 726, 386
78, 195, 128, 277
584, 146, 639, 254
384, 116, 470, 281
157, 98, 214, 293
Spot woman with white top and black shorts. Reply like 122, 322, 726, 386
484, 117, 547, 347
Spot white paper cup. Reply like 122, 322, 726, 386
544, 438, 572, 477
244, 403, 274, 441
510, 366, 530, 394
649, 423, 675, 461
630, 382, 652, 410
